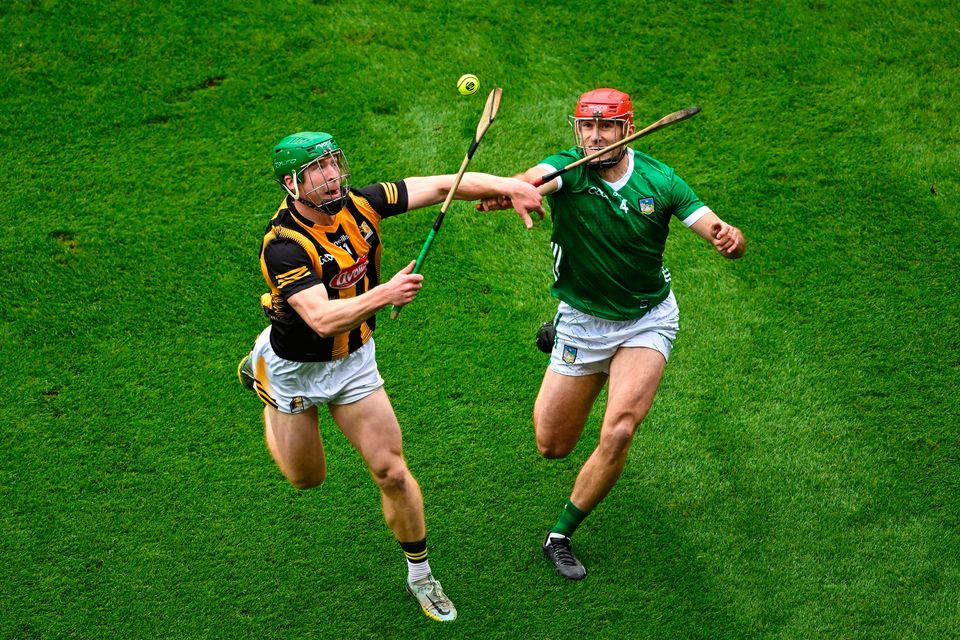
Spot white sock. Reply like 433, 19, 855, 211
408, 559, 432, 582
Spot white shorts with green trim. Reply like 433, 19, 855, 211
250, 327, 384, 414
549, 291, 680, 377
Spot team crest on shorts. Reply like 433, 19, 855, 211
562, 344, 578, 364
289, 396, 306, 413
639, 197, 655, 214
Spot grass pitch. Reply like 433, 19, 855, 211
1, 1, 958, 638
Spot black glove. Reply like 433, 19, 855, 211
535, 321, 556, 354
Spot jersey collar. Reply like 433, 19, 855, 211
599, 148, 635, 191
286, 194, 344, 230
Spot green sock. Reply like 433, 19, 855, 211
550, 500, 589, 538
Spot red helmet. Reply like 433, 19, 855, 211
574, 88, 634, 124
570, 88, 634, 168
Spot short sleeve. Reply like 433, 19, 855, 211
539, 148, 584, 193
263, 239, 324, 299
353, 181, 409, 219
668, 173, 707, 223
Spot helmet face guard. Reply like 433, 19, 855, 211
569, 89, 634, 169
272, 132, 351, 214
569, 116, 632, 169
289, 149, 351, 214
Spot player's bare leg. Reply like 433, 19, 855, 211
533, 369, 605, 579
329, 388, 425, 540
533, 370, 607, 458
264, 405, 327, 489
569, 347, 666, 511
329, 388, 456, 622
538, 347, 665, 580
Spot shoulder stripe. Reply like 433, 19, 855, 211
261, 223, 325, 296
272, 226, 320, 260
276, 265, 310, 289
381, 182, 398, 204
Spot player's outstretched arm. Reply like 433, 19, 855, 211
689, 210, 746, 259
477, 167, 559, 214
287, 261, 423, 337
406, 173, 545, 228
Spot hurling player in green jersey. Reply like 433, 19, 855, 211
481, 88, 745, 580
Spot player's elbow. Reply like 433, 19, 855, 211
310, 319, 338, 338
296, 300, 341, 337
302, 310, 337, 338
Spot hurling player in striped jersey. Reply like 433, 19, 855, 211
481, 89, 745, 581
239, 131, 543, 622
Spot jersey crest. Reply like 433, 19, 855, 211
289, 396, 306, 413
639, 197, 656, 214
359, 220, 374, 240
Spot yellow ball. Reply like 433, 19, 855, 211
457, 74, 480, 96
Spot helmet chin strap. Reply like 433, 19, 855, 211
296, 192, 346, 215
587, 148, 626, 170
303, 197, 345, 215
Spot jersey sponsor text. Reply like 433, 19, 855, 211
330, 254, 369, 289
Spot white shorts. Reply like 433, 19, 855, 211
250, 327, 384, 414
549, 291, 680, 376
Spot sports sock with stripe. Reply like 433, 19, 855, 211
549, 499, 590, 539
399, 538, 432, 582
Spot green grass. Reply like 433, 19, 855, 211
2, 0, 958, 637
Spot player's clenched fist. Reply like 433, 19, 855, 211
382, 261, 424, 306
710, 222, 746, 259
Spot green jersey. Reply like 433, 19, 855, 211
541, 147, 708, 320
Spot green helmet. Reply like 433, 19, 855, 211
271, 131, 351, 213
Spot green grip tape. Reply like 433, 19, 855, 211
413, 228, 437, 274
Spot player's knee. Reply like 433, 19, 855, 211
535, 414, 580, 458
536, 433, 575, 459
534, 403, 587, 459
288, 468, 326, 490
599, 421, 638, 459
538, 445, 571, 460
372, 462, 410, 494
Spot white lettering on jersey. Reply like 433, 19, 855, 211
589, 186, 629, 213
330, 254, 369, 289
587, 187, 610, 201
333, 234, 354, 256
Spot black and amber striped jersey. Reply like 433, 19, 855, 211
259, 181, 408, 362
